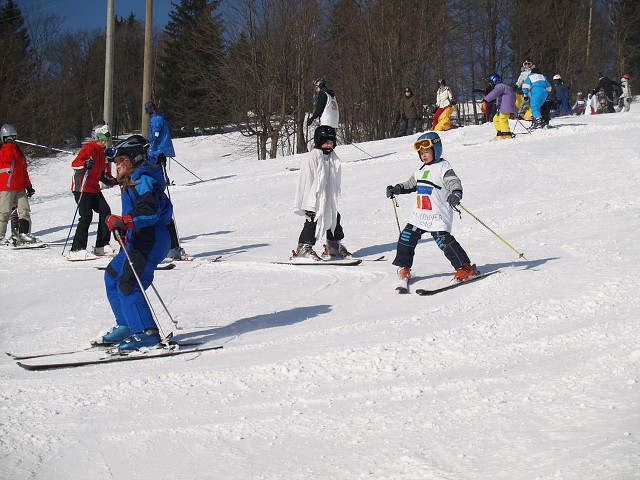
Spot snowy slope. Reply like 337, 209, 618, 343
1, 112, 639, 480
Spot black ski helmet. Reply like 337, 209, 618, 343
313, 125, 337, 150
106, 135, 149, 166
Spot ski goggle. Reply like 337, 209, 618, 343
413, 137, 441, 151
2, 135, 17, 143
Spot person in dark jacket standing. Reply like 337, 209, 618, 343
591, 72, 623, 113
552, 74, 572, 116
395, 87, 421, 136
307, 78, 339, 128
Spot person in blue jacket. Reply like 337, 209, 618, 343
101, 136, 174, 352
145, 101, 185, 260
522, 68, 552, 129
145, 101, 175, 164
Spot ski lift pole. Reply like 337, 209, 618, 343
459, 203, 528, 260
16, 139, 73, 155
62, 170, 89, 255
169, 157, 203, 182
391, 197, 401, 234
113, 230, 177, 337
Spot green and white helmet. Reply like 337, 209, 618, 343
91, 124, 111, 141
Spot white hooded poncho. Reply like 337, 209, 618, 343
293, 148, 342, 241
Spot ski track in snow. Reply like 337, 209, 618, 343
1, 113, 639, 479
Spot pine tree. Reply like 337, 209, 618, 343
0, 0, 31, 128
157, 0, 226, 135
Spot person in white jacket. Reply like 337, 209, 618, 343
431, 79, 453, 129
293, 125, 350, 260
616, 73, 632, 112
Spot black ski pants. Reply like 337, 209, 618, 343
392, 224, 470, 270
71, 191, 112, 251
298, 212, 345, 246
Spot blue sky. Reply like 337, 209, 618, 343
16, 0, 174, 32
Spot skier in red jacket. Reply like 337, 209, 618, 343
0, 124, 37, 246
68, 124, 117, 259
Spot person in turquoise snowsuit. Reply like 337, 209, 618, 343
522, 68, 552, 127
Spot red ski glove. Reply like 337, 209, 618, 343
106, 214, 133, 244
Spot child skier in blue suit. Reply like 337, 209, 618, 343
101, 136, 173, 352
522, 68, 552, 129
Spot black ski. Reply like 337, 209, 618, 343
6, 340, 203, 360
415, 271, 498, 296
16, 344, 223, 371
273, 258, 363, 266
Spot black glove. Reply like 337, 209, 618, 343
26, 186, 35, 198
386, 185, 401, 198
85, 158, 94, 170
447, 190, 462, 207
304, 210, 316, 221
523, 95, 529, 101
158, 153, 167, 167
306, 118, 314, 127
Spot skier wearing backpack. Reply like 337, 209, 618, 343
591, 72, 623, 113
385, 132, 477, 292
482, 73, 516, 139
101, 136, 174, 352
293, 125, 350, 261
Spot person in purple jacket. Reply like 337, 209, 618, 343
483, 73, 516, 139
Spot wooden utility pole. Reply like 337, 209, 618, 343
586, 0, 593, 68
141, 0, 153, 137
104, 0, 115, 136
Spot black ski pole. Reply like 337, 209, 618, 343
62, 171, 89, 255
161, 163, 183, 252
169, 157, 203, 182
113, 230, 177, 337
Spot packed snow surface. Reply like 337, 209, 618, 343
1, 112, 639, 479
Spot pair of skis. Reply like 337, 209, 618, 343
396, 271, 498, 295
8, 339, 223, 371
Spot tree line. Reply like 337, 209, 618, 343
1, 0, 638, 159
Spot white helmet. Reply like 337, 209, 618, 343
553, 74, 562, 80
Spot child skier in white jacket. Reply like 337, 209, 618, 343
293, 125, 350, 260
386, 132, 477, 289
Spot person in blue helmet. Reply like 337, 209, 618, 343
522, 68, 552, 129
101, 136, 174, 352
386, 132, 477, 291
482, 73, 516, 139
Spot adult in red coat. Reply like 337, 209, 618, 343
0, 124, 37, 246
69, 124, 117, 258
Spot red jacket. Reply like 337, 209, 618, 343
71, 141, 115, 193
0, 143, 32, 191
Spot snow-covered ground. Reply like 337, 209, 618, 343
1, 111, 639, 480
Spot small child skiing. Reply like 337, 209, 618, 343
386, 132, 477, 291
482, 73, 516, 139
293, 125, 350, 261
572, 92, 587, 115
